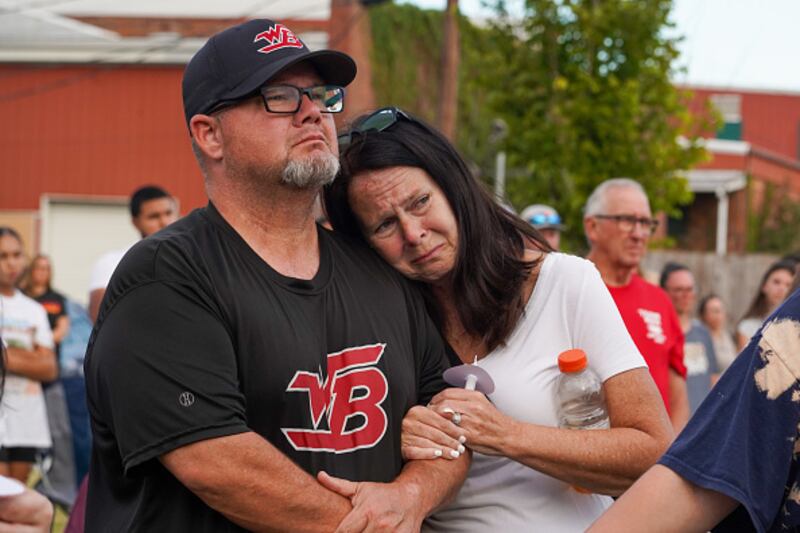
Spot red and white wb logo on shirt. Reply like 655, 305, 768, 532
281, 344, 389, 453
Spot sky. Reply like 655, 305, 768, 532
3, 0, 799, 93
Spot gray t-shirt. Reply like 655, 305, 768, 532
684, 319, 719, 413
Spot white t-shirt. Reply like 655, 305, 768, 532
423, 253, 646, 532
0, 290, 54, 448
88, 248, 129, 291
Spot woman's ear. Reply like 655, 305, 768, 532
189, 114, 225, 162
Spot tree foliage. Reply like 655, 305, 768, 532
368, 0, 714, 250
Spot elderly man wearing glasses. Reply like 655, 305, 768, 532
584, 178, 690, 432
83, 19, 467, 532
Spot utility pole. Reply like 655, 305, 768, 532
437, 0, 459, 141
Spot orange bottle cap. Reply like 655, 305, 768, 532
558, 349, 587, 373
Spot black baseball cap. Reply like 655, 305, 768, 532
182, 19, 357, 126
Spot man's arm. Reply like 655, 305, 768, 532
588, 464, 738, 532
88, 288, 105, 323
318, 451, 470, 532
161, 432, 352, 533
5, 345, 57, 382
667, 369, 689, 433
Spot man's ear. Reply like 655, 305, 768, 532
189, 114, 224, 161
583, 216, 598, 244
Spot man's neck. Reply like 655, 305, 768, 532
678, 313, 692, 333
210, 178, 321, 280
586, 251, 637, 287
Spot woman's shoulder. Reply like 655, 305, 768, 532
528, 252, 598, 278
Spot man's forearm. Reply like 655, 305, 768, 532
162, 431, 351, 532
396, 450, 470, 517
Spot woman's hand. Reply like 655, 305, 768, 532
401, 405, 465, 460
428, 388, 517, 457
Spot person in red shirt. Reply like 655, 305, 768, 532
584, 178, 689, 432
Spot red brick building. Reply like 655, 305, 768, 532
677, 86, 800, 253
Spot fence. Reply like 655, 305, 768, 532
641, 250, 781, 324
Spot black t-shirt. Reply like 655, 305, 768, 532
84, 203, 449, 532
34, 289, 67, 360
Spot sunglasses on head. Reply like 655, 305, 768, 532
528, 213, 562, 226
337, 107, 413, 150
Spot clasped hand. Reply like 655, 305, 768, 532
403, 388, 514, 459
318, 471, 425, 533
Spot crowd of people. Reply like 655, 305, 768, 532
1, 17, 799, 533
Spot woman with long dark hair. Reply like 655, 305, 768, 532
736, 260, 795, 351
324, 108, 672, 531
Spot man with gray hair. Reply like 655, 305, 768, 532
84, 19, 466, 531
584, 178, 689, 432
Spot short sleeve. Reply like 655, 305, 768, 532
570, 258, 647, 382
405, 284, 449, 406
87, 281, 249, 473
667, 312, 687, 378
33, 302, 54, 349
659, 312, 800, 532
88, 251, 126, 291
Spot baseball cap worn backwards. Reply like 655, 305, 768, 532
182, 19, 357, 126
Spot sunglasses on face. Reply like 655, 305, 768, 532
337, 106, 412, 150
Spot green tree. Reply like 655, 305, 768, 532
480, 0, 712, 249
368, 3, 503, 175
367, 0, 713, 251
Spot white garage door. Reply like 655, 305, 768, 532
41, 197, 140, 306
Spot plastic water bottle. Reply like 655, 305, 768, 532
555, 349, 609, 493
555, 349, 609, 431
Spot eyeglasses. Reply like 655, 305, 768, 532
211, 84, 345, 115
337, 106, 412, 149
594, 214, 659, 234
527, 213, 562, 226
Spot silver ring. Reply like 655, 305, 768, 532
452, 412, 462, 426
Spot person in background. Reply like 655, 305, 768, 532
659, 263, 718, 413
589, 281, 800, 533
20, 254, 79, 507
0, 336, 54, 532
0, 227, 57, 482
698, 294, 738, 373
87, 186, 178, 322
325, 108, 671, 531
736, 260, 795, 351
520, 204, 565, 251
20, 255, 69, 357
583, 179, 689, 432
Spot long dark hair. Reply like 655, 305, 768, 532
325, 111, 551, 352
741, 260, 797, 321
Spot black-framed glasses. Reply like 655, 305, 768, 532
594, 214, 659, 234
260, 84, 344, 114
210, 84, 345, 115
337, 106, 412, 149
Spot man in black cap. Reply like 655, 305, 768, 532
84, 19, 467, 532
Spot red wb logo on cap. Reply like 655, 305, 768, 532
254, 23, 305, 55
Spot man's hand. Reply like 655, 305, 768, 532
317, 471, 425, 533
